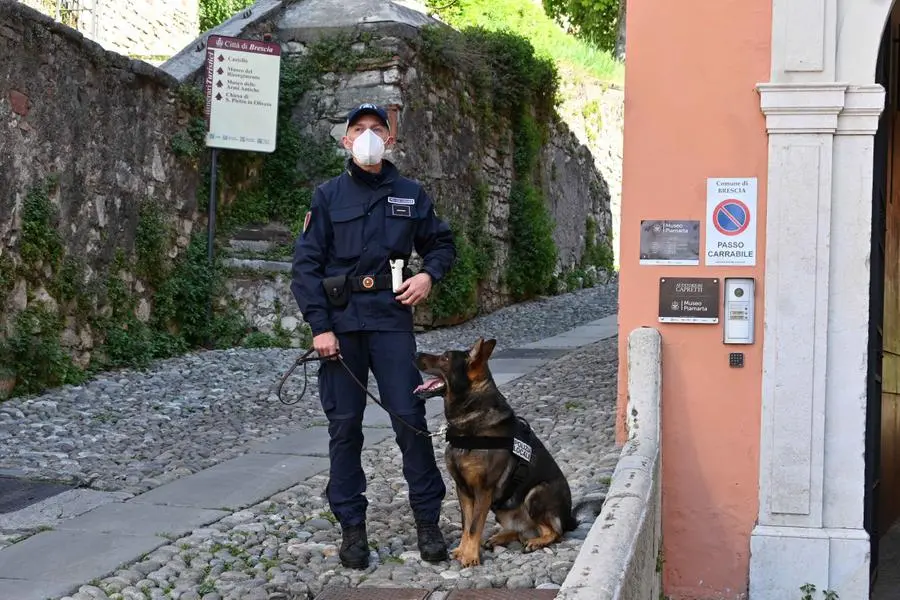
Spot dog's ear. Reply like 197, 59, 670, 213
468, 337, 496, 367
468, 337, 485, 362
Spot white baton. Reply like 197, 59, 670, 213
390, 259, 404, 293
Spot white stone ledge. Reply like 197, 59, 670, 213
557, 327, 662, 600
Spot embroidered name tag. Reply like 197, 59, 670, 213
388, 196, 415, 205
512, 438, 533, 462
391, 204, 412, 217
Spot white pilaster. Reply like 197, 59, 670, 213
750, 83, 884, 600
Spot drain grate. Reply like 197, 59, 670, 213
313, 588, 431, 600
445, 591, 560, 600
0, 477, 73, 514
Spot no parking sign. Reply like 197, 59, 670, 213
705, 178, 757, 266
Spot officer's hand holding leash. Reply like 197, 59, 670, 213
312, 331, 340, 359
275, 347, 443, 440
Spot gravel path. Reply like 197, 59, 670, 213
61, 335, 619, 600
0, 282, 618, 496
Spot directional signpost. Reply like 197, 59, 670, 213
201, 34, 282, 337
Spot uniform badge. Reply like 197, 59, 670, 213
512, 438, 533, 462
302, 211, 312, 234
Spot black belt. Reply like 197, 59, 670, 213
349, 274, 394, 292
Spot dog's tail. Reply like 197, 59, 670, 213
566, 492, 607, 531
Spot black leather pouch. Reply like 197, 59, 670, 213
322, 275, 350, 307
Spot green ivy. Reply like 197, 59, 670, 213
0, 304, 86, 396
198, 0, 255, 32
416, 25, 561, 308
214, 34, 386, 235
0, 253, 14, 309
506, 113, 558, 300
429, 182, 494, 320
19, 178, 63, 272
418, 24, 559, 123
135, 199, 170, 286
171, 84, 207, 161
581, 215, 613, 272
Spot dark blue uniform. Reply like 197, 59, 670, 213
291, 158, 455, 528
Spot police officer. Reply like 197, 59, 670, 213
291, 103, 456, 569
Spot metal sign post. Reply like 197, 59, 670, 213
201, 34, 282, 342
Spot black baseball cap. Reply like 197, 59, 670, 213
347, 103, 390, 130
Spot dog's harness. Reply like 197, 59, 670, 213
446, 417, 535, 511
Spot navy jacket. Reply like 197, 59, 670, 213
291, 159, 456, 336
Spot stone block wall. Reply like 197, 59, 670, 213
0, 0, 199, 366
15, 0, 199, 64
200, 14, 613, 331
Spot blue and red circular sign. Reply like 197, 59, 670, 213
712, 199, 751, 236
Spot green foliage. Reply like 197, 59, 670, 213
425, 0, 623, 84
542, 0, 620, 53
20, 178, 63, 271
506, 114, 557, 300
582, 216, 613, 272
429, 181, 494, 321
0, 184, 254, 399
0, 304, 86, 396
135, 200, 170, 286
507, 180, 557, 299
0, 253, 14, 308
151, 234, 245, 349
198, 0, 255, 32
799, 584, 839, 600
419, 26, 560, 305
218, 34, 383, 234
418, 25, 559, 123
171, 85, 208, 160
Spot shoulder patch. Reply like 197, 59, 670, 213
302, 211, 312, 234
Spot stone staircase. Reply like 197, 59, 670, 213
221, 224, 307, 344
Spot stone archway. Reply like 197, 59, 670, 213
748, 1, 893, 598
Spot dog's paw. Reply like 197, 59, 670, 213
451, 546, 464, 561
458, 552, 482, 567
523, 540, 544, 553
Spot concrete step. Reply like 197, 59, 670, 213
223, 257, 292, 274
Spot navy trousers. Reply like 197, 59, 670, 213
317, 331, 446, 527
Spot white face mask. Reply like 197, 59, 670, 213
351, 128, 386, 166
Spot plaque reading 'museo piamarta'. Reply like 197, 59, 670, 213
658, 277, 720, 324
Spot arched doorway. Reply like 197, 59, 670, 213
750, 0, 892, 597
868, 5, 900, 596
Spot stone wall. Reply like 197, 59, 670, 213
164, 0, 614, 333
0, 0, 199, 367
0, 0, 613, 390
558, 328, 663, 600
15, 0, 199, 64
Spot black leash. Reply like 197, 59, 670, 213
275, 349, 442, 439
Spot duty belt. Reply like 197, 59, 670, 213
349, 274, 394, 292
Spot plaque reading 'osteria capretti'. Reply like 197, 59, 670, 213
658, 277, 720, 324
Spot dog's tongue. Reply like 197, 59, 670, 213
414, 378, 443, 393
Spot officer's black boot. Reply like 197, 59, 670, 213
415, 520, 448, 562
339, 523, 370, 569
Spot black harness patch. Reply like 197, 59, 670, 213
446, 417, 535, 511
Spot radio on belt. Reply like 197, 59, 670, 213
390, 259, 404, 293
723, 277, 755, 344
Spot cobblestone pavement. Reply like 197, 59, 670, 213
0, 283, 617, 497
0, 282, 620, 599
56, 336, 618, 600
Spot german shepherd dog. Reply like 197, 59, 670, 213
414, 337, 604, 567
